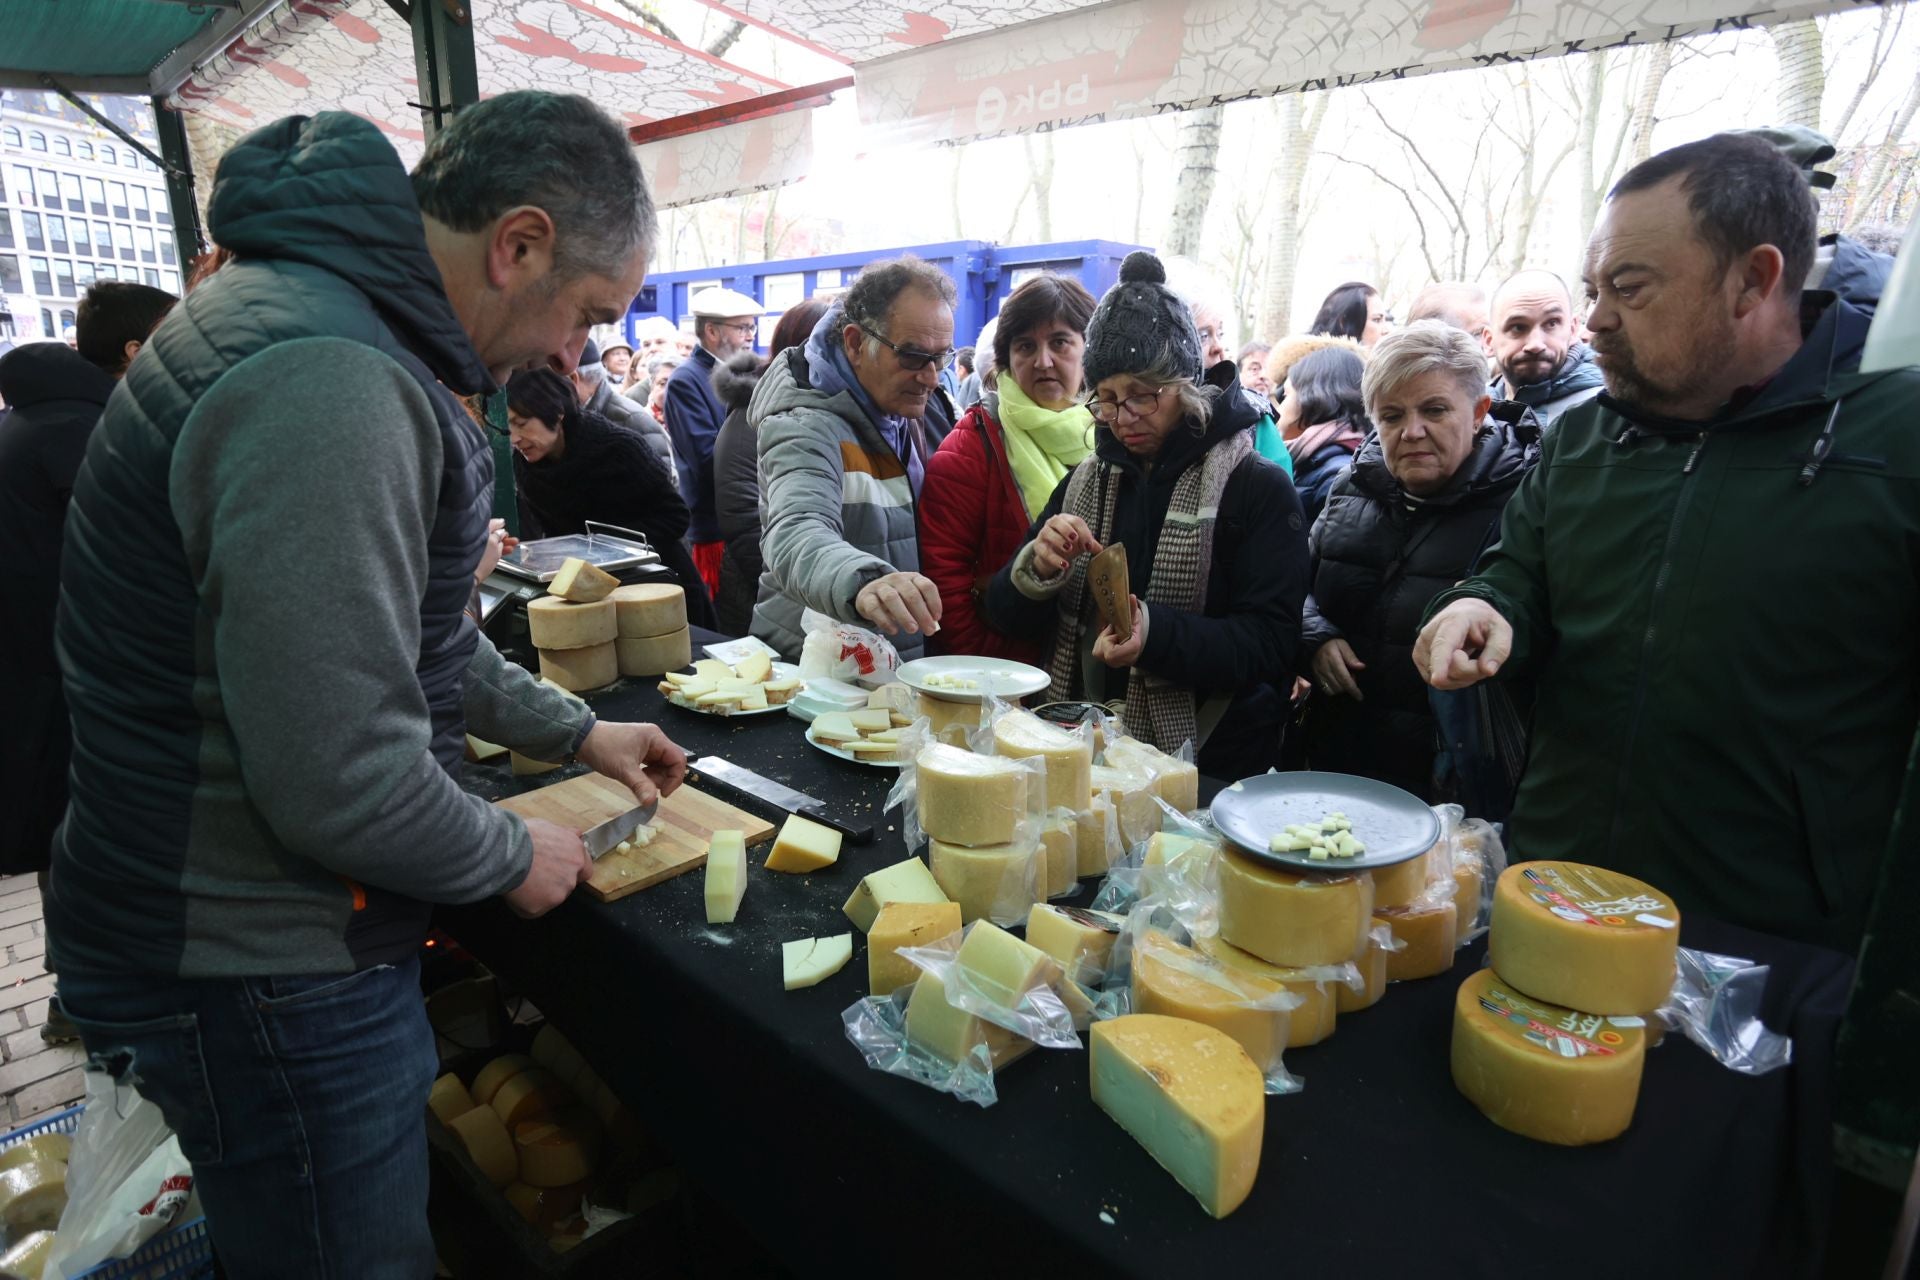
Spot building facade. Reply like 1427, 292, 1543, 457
0, 89, 183, 343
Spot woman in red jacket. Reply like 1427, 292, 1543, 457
920, 276, 1098, 660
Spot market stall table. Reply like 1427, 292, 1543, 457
444, 635, 1853, 1278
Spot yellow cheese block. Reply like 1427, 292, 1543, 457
491, 1066, 573, 1129
992, 710, 1093, 812
842, 857, 949, 932
526, 596, 617, 650
504, 1180, 587, 1230
868, 901, 963, 996
1338, 929, 1390, 1013
954, 919, 1054, 1006
530, 1026, 588, 1092
0, 1230, 53, 1280
1193, 934, 1339, 1047
903, 968, 1033, 1069
1451, 968, 1647, 1145
914, 693, 984, 734
782, 934, 854, 989
1089, 765, 1158, 847
1380, 900, 1458, 982
0, 1134, 68, 1177
607, 582, 688, 638
1142, 832, 1216, 878
465, 734, 509, 762
514, 1116, 598, 1187
1037, 813, 1077, 898
615, 628, 692, 678
1074, 797, 1118, 878
449, 1106, 518, 1188
547, 556, 620, 603
538, 641, 618, 692
1488, 862, 1681, 1015
1090, 1014, 1265, 1219
929, 836, 1041, 925
765, 814, 842, 873
510, 751, 563, 777
1131, 932, 1286, 1075
1025, 903, 1121, 986
472, 1053, 534, 1106
428, 1072, 476, 1124
1217, 850, 1373, 967
916, 744, 1029, 846
704, 829, 748, 923
1371, 846, 1437, 910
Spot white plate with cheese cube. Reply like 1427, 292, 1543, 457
1209, 771, 1440, 874
895, 655, 1049, 704
659, 660, 803, 717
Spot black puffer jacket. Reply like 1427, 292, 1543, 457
1299, 402, 1541, 799
710, 351, 765, 637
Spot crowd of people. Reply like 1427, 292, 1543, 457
0, 84, 1911, 1277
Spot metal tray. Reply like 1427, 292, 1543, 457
492, 522, 659, 585
1209, 772, 1441, 873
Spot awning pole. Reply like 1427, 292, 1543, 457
412, 0, 480, 141
151, 98, 206, 278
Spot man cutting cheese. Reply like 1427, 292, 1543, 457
47, 94, 684, 1278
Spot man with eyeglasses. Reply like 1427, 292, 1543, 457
664, 286, 760, 598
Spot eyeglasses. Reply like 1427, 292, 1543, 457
718, 320, 757, 338
860, 325, 955, 372
1086, 386, 1170, 424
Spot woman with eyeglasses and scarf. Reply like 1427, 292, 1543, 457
984, 253, 1310, 781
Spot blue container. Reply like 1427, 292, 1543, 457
0, 1105, 215, 1280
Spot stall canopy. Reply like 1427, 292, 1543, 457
0, 0, 1900, 206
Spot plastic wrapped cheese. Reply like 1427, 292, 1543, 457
1338, 926, 1392, 1012
526, 596, 617, 650
992, 711, 1093, 811
615, 628, 692, 677
1129, 932, 1293, 1080
1026, 903, 1122, 986
1488, 862, 1681, 1015
608, 582, 687, 637
1074, 797, 1119, 878
904, 968, 1033, 1069
537, 640, 618, 692
1371, 846, 1437, 910
929, 836, 1041, 925
1104, 738, 1199, 813
914, 693, 984, 736
1037, 813, 1077, 898
1089, 765, 1158, 848
0, 1230, 53, 1280
0, 1134, 68, 1177
1379, 899, 1458, 982
1194, 933, 1340, 1047
1217, 849, 1373, 967
1451, 968, 1647, 1145
916, 744, 1030, 846
869, 901, 963, 996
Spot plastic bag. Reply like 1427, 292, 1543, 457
842, 983, 1000, 1108
1450, 813, 1508, 945
1091, 799, 1222, 938
1102, 735, 1201, 816
897, 922, 1083, 1050
45, 1072, 195, 1280
1653, 947, 1793, 1075
797, 609, 900, 687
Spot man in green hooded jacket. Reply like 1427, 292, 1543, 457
1416, 132, 1920, 954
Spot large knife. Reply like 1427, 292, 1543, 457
689, 755, 875, 844
580, 802, 657, 860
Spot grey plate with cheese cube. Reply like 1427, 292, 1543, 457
1209, 772, 1441, 873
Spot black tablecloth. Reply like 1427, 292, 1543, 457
445, 633, 1854, 1279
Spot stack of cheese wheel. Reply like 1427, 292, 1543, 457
1372, 839, 1459, 983
608, 582, 691, 678
916, 743, 1041, 926
528, 594, 619, 692
1450, 861, 1680, 1145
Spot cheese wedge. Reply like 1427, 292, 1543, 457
1089, 764, 1157, 847
734, 650, 774, 683
917, 744, 1029, 846
547, 556, 620, 603
428, 1072, 476, 1124
868, 901, 963, 996
513, 1113, 600, 1187
449, 1106, 518, 1188
811, 711, 862, 743
903, 968, 1033, 1069
1090, 1015, 1265, 1219
1194, 934, 1340, 1048
1488, 862, 1680, 1015
1217, 850, 1372, 967
765, 814, 841, 873
953, 919, 1054, 1006
609, 582, 687, 637
527, 596, 617, 649
843, 858, 950, 932
1026, 903, 1121, 986
782, 934, 854, 989
704, 829, 748, 923
1074, 798, 1118, 877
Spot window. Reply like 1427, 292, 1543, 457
30, 257, 52, 294
11, 167, 34, 202
52, 136, 70, 157
142, 268, 160, 287
40, 309, 53, 337
70, 219, 89, 254
161, 269, 179, 293
27, 131, 46, 152
54, 259, 74, 297
154, 192, 172, 228
46, 215, 66, 252
0, 211, 11, 250
38, 170, 57, 208
135, 225, 155, 261
131, 186, 149, 221
76, 142, 92, 161
113, 222, 133, 257
1, 127, 19, 148
74, 260, 94, 289
108, 181, 127, 217
124, 151, 139, 169
99, 145, 114, 165
85, 177, 105, 213
59, 173, 82, 210
0, 254, 19, 293
94, 263, 115, 281
58, 309, 74, 330
21, 211, 42, 249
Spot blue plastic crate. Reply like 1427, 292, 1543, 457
0, 1104, 215, 1280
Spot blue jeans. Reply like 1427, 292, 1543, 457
57, 957, 439, 1280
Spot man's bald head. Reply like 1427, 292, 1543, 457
1406, 282, 1490, 341
1488, 269, 1579, 389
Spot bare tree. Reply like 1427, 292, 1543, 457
1163, 105, 1225, 259
1256, 92, 1329, 339
1846, 69, 1920, 230
613, 0, 748, 58
1828, 5, 1905, 143
1627, 42, 1673, 165
1771, 21, 1826, 131
1024, 132, 1056, 242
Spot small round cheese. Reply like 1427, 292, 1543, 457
916, 744, 1029, 846
526, 596, 617, 650
448, 1106, 518, 1188
0, 1162, 64, 1235
538, 640, 619, 692
608, 582, 687, 638
1193, 933, 1339, 1047
0, 1134, 68, 1177
1451, 968, 1646, 1146
427, 1072, 475, 1124
514, 1113, 599, 1187
1217, 849, 1372, 967
1379, 899, 1458, 982
1488, 862, 1681, 1015
615, 627, 692, 677
471, 1053, 534, 1106
928, 836, 1041, 925
490, 1066, 573, 1129
992, 711, 1093, 811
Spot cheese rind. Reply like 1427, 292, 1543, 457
782, 934, 854, 990
1488, 862, 1681, 1015
608, 582, 688, 637
703, 829, 748, 923
0, 1162, 65, 1235
1379, 900, 1458, 982
616, 628, 692, 678
992, 711, 1093, 811
1090, 1015, 1265, 1219
449, 1106, 518, 1188
526, 596, 617, 650
1193, 934, 1340, 1047
842, 857, 949, 932
538, 640, 619, 692
1217, 850, 1372, 967
914, 693, 984, 734
428, 1072, 476, 1124
0, 1136, 67, 1177
1130, 933, 1287, 1075
916, 744, 1029, 846
765, 814, 842, 873
1371, 849, 1433, 909
472, 1053, 534, 1106
929, 836, 1041, 925
547, 557, 620, 603
1025, 903, 1121, 986
868, 902, 963, 996
1451, 968, 1646, 1145
491, 1066, 573, 1129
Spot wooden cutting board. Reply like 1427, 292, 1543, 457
494, 772, 776, 903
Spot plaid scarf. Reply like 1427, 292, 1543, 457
1044, 426, 1254, 751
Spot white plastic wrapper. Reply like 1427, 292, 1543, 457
46, 1072, 195, 1280
885, 724, 1046, 861
1653, 947, 1793, 1075
841, 983, 1001, 1108
1448, 809, 1507, 945
1101, 734, 1200, 815
1090, 799, 1222, 938
897, 923, 1083, 1050
798, 608, 901, 686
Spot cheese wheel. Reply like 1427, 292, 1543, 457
869, 901, 964, 996
1089, 765, 1157, 847
1074, 797, 1118, 878
0, 1230, 53, 1280
1452, 857, 1486, 940
514, 1116, 597, 1187
916, 744, 1028, 846
1337, 929, 1390, 1013
929, 836, 1041, 925
1217, 849, 1372, 967
0, 1134, 69, 1176
1371, 847, 1435, 910
1451, 968, 1647, 1145
1380, 900, 1458, 982
526, 596, 617, 650
1131, 933, 1286, 1075
1090, 1015, 1265, 1219
615, 628, 692, 677
449, 1106, 518, 1188
608, 582, 687, 637
530, 1026, 588, 1092
491, 1066, 573, 1129
1488, 862, 1680, 1015
472, 1054, 534, 1106
1037, 813, 1077, 898
914, 693, 984, 734
1104, 739, 1199, 813
428, 1072, 476, 1124
0, 1161, 64, 1235
1194, 934, 1339, 1048
992, 711, 1093, 812
538, 641, 618, 692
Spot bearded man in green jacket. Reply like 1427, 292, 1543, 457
1416, 132, 1920, 953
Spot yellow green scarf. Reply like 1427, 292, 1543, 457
996, 377, 1095, 519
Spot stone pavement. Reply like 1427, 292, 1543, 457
0, 874, 87, 1132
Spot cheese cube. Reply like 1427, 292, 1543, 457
992, 710, 1094, 811
917, 744, 1029, 846
608, 582, 687, 637
765, 814, 841, 873
1217, 849, 1372, 967
1130, 931, 1287, 1075
1380, 900, 1458, 982
1488, 862, 1680, 1015
953, 919, 1054, 1006
472, 1053, 534, 1106
1194, 935, 1339, 1047
547, 556, 620, 603
1026, 903, 1122, 986
782, 934, 853, 990
843, 858, 950, 932
868, 901, 963, 996
733, 650, 774, 683
491, 1066, 573, 1129
1074, 798, 1118, 877
527, 596, 617, 650
849, 707, 894, 733
1451, 968, 1647, 1145
703, 829, 748, 923
428, 1072, 476, 1124
903, 968, 1032, 1069
1090, 1015, 1266, 1219
929, 836, 1041, 925
1037, 812, 1077, 897
1338, 929, 1391, 1013
615, 628, 692, 678
538, 641, 618, 692
448, 1106, 518, 1188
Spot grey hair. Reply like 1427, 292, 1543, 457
575, 360, 606, 386
1362, 320, 1490, 416
412, 91, 657, 282
843, 257, 959, 357
1099, 345, 1219, 427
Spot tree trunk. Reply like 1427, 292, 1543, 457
1771, 21, 1825, 131
1627, 42, 1673, 165
706, 19, 747, 58
1256, 94, 1322, 339
1847, 70, 1920, 229
1026, 133, 1056, 242
1162, 104, 1225, 260
1574, 53, 1608, 253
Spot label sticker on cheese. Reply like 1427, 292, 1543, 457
1515, 864, 1677, 929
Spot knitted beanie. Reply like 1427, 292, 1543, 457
1082, 251, 1203, 390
